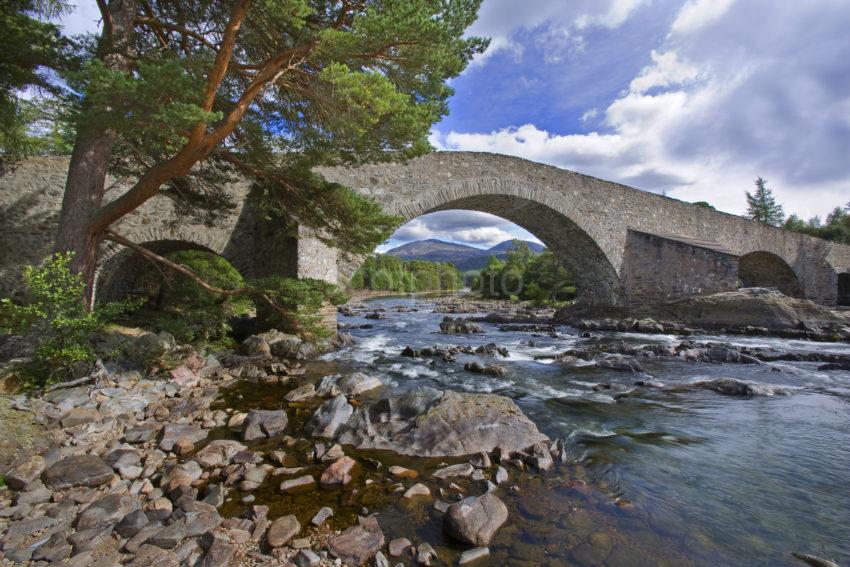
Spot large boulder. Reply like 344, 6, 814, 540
339, 389, 548, 457
241, 409, 288, 441
443, 493, 508, 546
653, 288, 847, 333
337, 373, 383, 396
305, 395, 353, 438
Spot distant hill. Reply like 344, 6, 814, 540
384, 238, 546, 271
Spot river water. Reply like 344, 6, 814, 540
311, 295, 850, 566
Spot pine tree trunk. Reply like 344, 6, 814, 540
53, 0, 137, 303
54, 132, 114, 303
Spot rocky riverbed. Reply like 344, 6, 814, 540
2, 292, 849, 567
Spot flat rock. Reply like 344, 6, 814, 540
311, 506, 333, 526
433, 463, 475, 479
403, 483, 430, 499
459, 547, 490, 564
242, 409, 288, 441
341, 390, 548, 457
6, 455, 46, 491
388, 465, 417, 479
337, 373, 383, 396
284, 384, 316, 402
328, 516, 385, 566
280, 475, 316, 494
59, 407, 101, 428
267, 514, 300, 547
76, 493, 138, 530
444, 493, 508, 546
388, 537, 411, 557
42, 455, 114, 490
159, 423, 208, 452
194, 440, 247, 468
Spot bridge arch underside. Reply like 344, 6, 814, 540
423, 195, 622, 307
94, 239, 249, 303
738, 251, 803, 298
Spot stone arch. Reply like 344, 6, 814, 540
94, 238, 250, 303
737, 251, 803, 297
838, 272, 850, 306
344, 194, 622, 307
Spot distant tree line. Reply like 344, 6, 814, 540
471, 241, 576, 304
350, 255, 462, 293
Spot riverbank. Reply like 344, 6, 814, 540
1, 294, 849, 566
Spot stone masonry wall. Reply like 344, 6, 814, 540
621, 231, 739, 307
3, 153, 850, 309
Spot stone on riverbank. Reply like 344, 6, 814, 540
42, 454, 114, 490
444, 493, 508, 546
241, 409, 288, 441
267, 514, 300, 547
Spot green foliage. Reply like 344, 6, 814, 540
474, 242, 575, 305
126, 250, 252, 344
350, 255, 462, 293
0, 252, 138, 388
252, 276, 348, 339
746, 177, 784, 226
783, 202, 850, 245
64, 0, 486, 253
0, 1, 76, 166
693, 201, 715, 210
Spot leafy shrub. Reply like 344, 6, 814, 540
0, 252, 138, 388
126, 250, 252, 344
253, 277, 348, 339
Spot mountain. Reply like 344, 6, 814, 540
384, 238, 546, 271
487, 240, 546, 254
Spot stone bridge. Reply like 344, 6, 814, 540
2, 153, 850, 309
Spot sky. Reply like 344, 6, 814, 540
61, 1, 850, 252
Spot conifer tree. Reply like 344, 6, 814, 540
746, 177, 784, 226
52, 0, 488, 299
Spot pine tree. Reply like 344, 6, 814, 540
746, 177, 784, 226
51, 0, 488, 296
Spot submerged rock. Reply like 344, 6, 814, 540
695, 378, 787, 397
440, 317, 484, 334
464, 361, 507, 376
444, 493, 508, 546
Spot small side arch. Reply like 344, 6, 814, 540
94, 239, 246, 303
737, 251, 803, 298
838, 272, 850, 306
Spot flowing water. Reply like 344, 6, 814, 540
225, 295, 850, 566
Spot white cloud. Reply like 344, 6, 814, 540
467, 0, 646, 66
383, 210, 544, 249
437, 0, 850, 220
452, 227, 518, 246
629, 51, 699, 94
670, 0, 736, 35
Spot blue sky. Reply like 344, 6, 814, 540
62, 1, 850, 252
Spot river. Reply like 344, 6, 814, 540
309, 294, 850, 566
